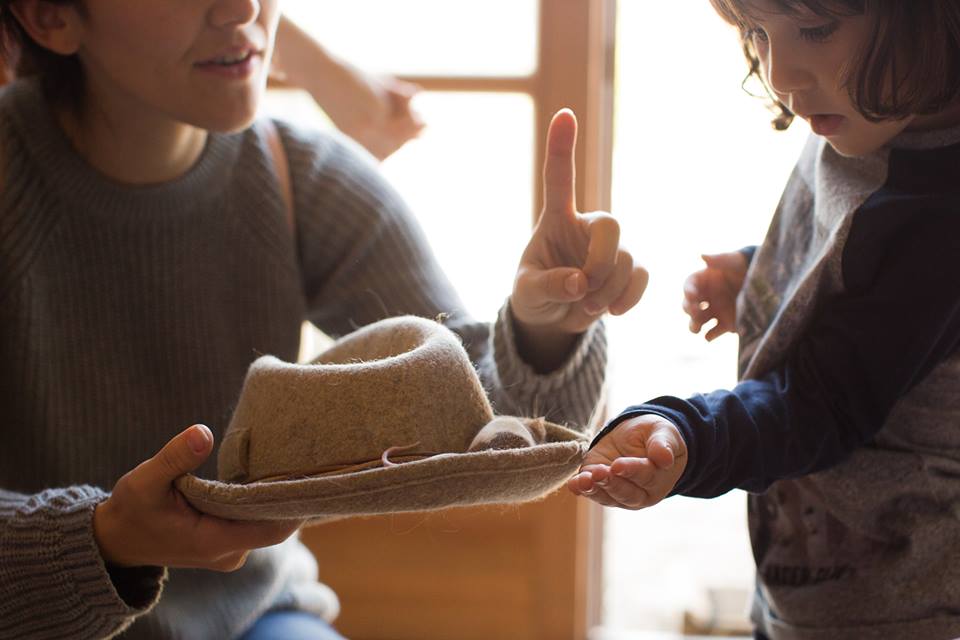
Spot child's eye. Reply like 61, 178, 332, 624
799, 21, 840, 42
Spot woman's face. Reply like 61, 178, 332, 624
72, 0, 280, 132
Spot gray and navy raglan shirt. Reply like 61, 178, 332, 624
595, 126, 960, 639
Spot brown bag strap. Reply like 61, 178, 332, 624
263, 119, 295, 234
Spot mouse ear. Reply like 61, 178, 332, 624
467, 417, 545, 452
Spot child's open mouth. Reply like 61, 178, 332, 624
808, 114, 846, 137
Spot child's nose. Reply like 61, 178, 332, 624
764, 44, 817, 95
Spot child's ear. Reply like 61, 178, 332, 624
8, 0, 84, 57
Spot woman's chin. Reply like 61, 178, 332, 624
189, 107, 260, 134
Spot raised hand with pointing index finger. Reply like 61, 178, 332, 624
510, 109, 647, 371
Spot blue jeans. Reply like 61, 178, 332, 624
238, 610, 346, 640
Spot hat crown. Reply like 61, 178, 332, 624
218, 316, 495, 483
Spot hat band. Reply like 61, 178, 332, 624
251, 442, 440, 483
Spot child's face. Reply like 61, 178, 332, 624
72, 0, 280, 132
744, 0, 912, 157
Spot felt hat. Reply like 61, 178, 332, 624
176, 316, 588, 523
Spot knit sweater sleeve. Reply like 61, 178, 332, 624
0, 486, 165, 640
278, 124, 607, 431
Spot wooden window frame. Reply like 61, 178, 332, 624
402, 0, 616, 219
301, 3, 616, 638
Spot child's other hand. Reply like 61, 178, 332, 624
682, 251, 748, 341
510, 109, 648, 369
567, 415, 687, 510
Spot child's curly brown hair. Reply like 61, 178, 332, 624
709, 0, 960, 130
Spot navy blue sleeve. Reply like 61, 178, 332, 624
594, 197, 960, 497
739, 245, 758, 265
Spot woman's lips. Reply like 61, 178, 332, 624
194, 49, 260, 80
808, 114, 846, 136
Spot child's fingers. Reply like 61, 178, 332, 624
643, 435, 677, 470
702, 252, 745, 272
567, 471, 595, 496
593, 465, 656, 510
572, 471, 652, 510
568, 478, 621, 508
608, 457, 659, 485
682, 295, 713, 324
683, 303, 710, 334
682, 276, 715, 329
704, 321, 732, 342
683, 274, 705, 303
568, 468, 624, 508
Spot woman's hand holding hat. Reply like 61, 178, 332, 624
511, 109, 647, 371
93, 424, 302, 571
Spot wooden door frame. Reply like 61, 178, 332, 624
401, 0, 616, 221
398, 2, 616, 635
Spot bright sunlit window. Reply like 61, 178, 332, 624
268, 1, 811, 637
600, 1, 808, 635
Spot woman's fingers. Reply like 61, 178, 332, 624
193, 516, 302, 557
581, 248, 632, 315
515, 265, 588, 308
610, 264, 649, 316
581, 213, 621, 291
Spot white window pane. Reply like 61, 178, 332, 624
283, 0, 539, 77
380, 92, 535, 320
602, 0, 811, 634
262, 90, 535, 322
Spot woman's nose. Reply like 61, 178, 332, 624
208, 0, 260, 29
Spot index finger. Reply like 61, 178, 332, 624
542, 108, 578, 219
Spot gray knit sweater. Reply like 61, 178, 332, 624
0, 79, 607, 640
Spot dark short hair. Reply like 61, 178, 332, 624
0, 1, 84, 109
709, 0, 960, 130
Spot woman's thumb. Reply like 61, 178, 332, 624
144, 424, 213, 485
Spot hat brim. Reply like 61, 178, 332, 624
176, 434, 586, 524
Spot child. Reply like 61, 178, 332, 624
0, 1, 646, 639
569, 1, 960, 639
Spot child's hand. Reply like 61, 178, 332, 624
682, 251, 748, 341
510, 109, 648, 370
567, 415, 687, 510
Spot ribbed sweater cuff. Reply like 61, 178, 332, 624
493, 301, 608, 432
0, 486, 166, 640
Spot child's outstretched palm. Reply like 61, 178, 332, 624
567, 415, 687, 510
683, 251, 748, 341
